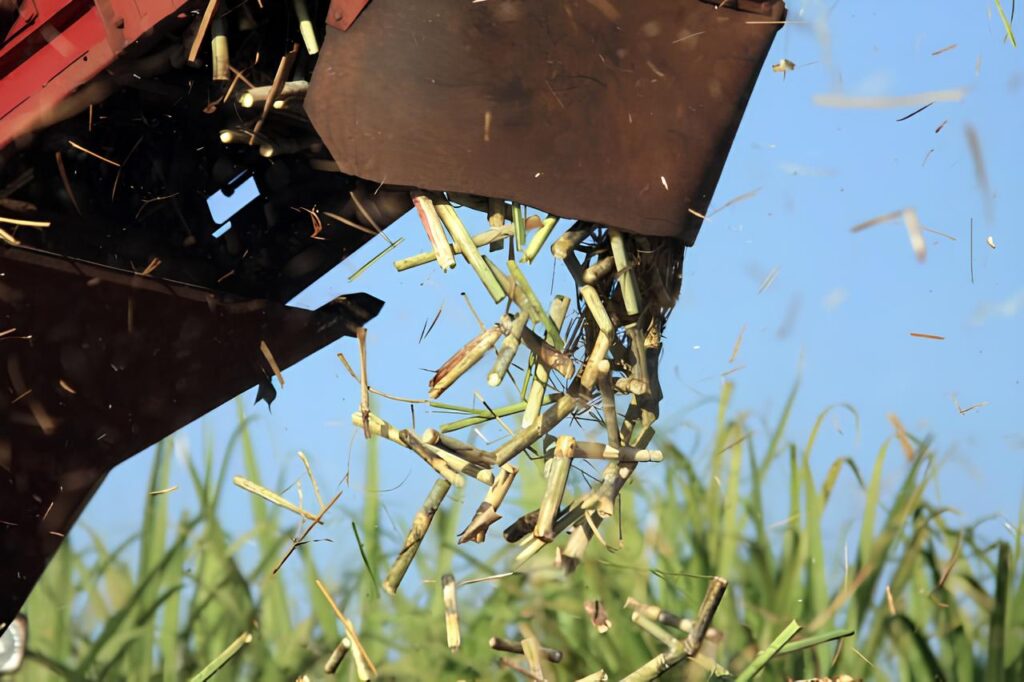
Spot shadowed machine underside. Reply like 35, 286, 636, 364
0, 0, 782, 632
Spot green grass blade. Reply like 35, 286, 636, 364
987, 542, 1010, 679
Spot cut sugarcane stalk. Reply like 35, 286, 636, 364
512, 202, 526, 250
394, 224, 522, 271
597, 371, 620, 446
523, 295, 571, 429
421, 428, 494, 466
609, 228, 640, 317
551, 221, 595, 259
488, 313, 528, 386
579, 285, 615, 336
238, 80, 309, 108
582, 255, 616, 284
428, 322, 503, 398
522, 214, 559, 263
534, 435, 575, 542
488, 637, 563, 663
383, 478, 451, 595
411, 192, 456, 271
507, 259, 564, 348
292, 0, 320, 55
459, 464, 517, 543
441, 574, 461, 652
569, 441, 662, 462
515, 324, 574, 378
398, 430, 466, 488
492, 390, 581, 466
210, 10, 229, 81
351, 412, 401, 444
580, 333, 611, 389
324, 637, 352, 674
435, 198, 506, 302
420, 441, 494, 485
624, 598, 696, 633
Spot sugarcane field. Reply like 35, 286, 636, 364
1, 1, 1022, 680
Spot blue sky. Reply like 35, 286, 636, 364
75, 2, 1022, 578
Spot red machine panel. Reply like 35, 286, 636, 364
0, 0, 193, 148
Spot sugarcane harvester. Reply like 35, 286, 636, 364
0, 0, 784, 635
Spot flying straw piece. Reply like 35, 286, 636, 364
493, 391, 581, 466
902, 208, 926, 262
187, 0, 221, 64
383, 478, 452, 595
315, 580, 378, 679
398, 430, 466, 487
488, 313, 528, 386
440, 394, 560, 433
0, 215, 50, 228
435, 198, 506, 302
259, 340, 285, 387
909, 332, 945, 341
488, 637, 563, 663
459, 464, 518, 543
535, 435, 575, 542
188, 630, 253, 682
68, 140, 120, 167
428, 322, 503, 398
813, 89, 966, 108
551, 221, 595, 259
441, 574, 461, 651
273, 489, 342, 574
523, 215, 560, 263
297, 451, 325, 510
523, 296, 571, 429
357, 327, 370, 436
55, 151, 81, 215
252, 47, 298, 139
233, 475, 325, 524
324, 637, 352, 674
411, 192, 456, 271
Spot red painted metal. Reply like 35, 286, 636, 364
0, 0, 193, 148
326, 0, 371, 31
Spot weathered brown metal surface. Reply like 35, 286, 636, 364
0, 245, 383, 628
307, 0, 785, 244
